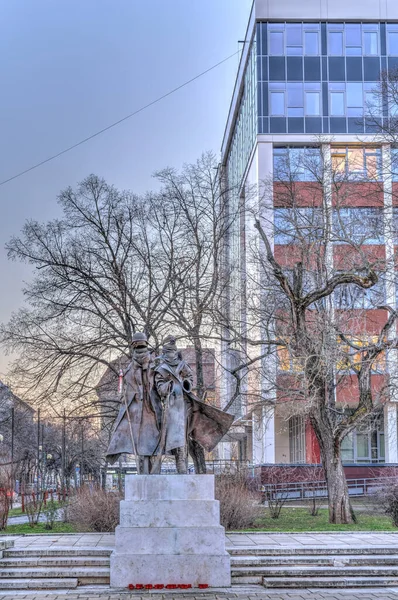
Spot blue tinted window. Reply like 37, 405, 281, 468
287, 83, 303, 111
391, 149, 398, 182
270, 31, 284, 55
335, 278, 385, 308
388, 31, 398, 55
346, 24, 361, 46
331, 92, 345, 116
273, 147, 321, 182
305, 32, 319, 55
329, 31, 343, 55
306, 92, 320, 115
364, 31, 378, 55
271, 92, 285, 115
333, 208, 384, 245
274, 208, 323, 244
346, 83, 363, 116
286, 23, 302, 55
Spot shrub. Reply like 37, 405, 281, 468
24, 491, 45, 527
43, 498, 58, 530
215, 472, 261, 530
375, 476, 398, 527
67, 486, 121, 532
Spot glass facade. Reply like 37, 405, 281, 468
331, 146, 382, 180
273, 146, 322, 181
341, 415, 385, 463
256, 21, 398, 135
227, 42, 257, 192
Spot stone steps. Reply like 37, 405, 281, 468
0, 578, 78, 590
0, 547, 111, 589
230, 547, 398, 588
263, 576, 398, 588
4, 548, 111, 557
0, 556, 110, 568
0, 566, 110, 584
231, 554, 398, 567
233, 564, 398, 584
228, 545, 398, 556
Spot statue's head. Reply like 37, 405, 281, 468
161, 335, 180, 365
131, 332, 149, 364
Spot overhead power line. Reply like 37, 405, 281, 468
0, 50, 240, 188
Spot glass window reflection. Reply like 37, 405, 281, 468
305, 32, 319, 55
269, 31, 284, 55
364, 31, 378, 55
331, 92, 345, 116
388, 31, 398, 56
271, 91, 285, 115
329, 31, 343, 55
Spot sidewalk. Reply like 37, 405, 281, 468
4, 530, 398, 549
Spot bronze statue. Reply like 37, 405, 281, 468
105, 332, 234, 474
105, 332, 162, 474
154, 335, 194, 473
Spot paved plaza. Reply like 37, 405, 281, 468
4, 530, 398, 550
2, 587, 398, 599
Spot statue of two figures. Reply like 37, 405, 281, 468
106, 333, 234, 475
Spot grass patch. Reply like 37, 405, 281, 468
8, 500, 61, 518
249, 507, 394, 532
2, 522, 76, 535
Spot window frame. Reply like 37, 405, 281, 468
270, 90, 286, 116
332, 206, 384, 245
305, 91, 321, 116
304, 30, 319, 56
387, 29, 398, 56
328, 30, 344, 56
269, 30, 285, 56
330, 90, 346, 116
363, 30, 379, 56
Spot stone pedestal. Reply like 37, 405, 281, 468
110, 474, 230, 588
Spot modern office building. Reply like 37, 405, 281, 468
220, 0, 398, 470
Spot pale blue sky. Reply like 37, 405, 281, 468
0, 0, 252, 373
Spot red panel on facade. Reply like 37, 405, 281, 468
334, 308, 389, 335
332, 182, 384, 207
305, 420, 320, 463
334, 245, 385, 269
392, 183, 398, 205
273, 182, 323, 207
336, 373, 387, 406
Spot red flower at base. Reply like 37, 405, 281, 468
198, 584, 209, 589
128, 584, 134, 590
154, 584, 164, 589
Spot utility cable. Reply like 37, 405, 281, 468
0, 50, 240, 187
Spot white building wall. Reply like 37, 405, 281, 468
255, 0, 398, 21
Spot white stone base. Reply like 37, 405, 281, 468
110, 474, 231, 588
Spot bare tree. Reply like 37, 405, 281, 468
153, 153, 236, 470
0, 175, 180, 415
227, 145, 397, 523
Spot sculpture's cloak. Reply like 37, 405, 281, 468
106, 359, 162, 465
155, 360, 234, 453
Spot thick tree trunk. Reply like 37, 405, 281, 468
323, 449, 355, 524
313, 418, 355, 524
